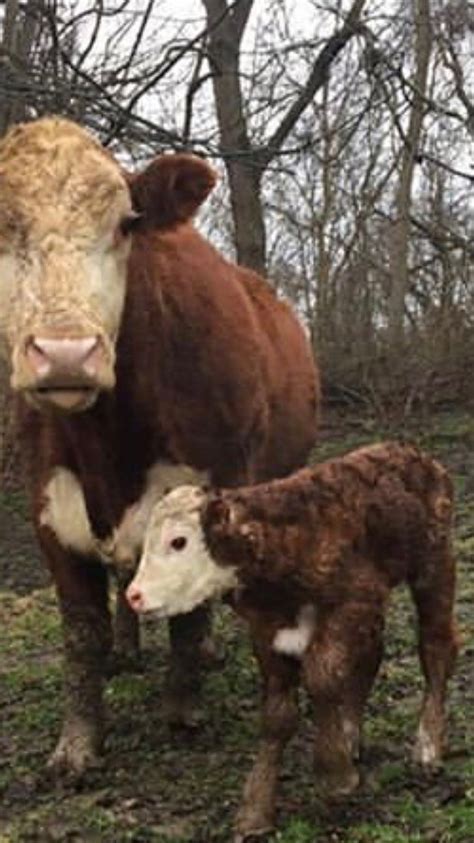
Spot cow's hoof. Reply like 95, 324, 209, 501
105, 649, 143, 677
47, 723, 103, 779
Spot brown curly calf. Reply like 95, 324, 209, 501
128, 442, 459, 840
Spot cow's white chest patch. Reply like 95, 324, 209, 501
272, 604, 317, 658
40, 467, 112, 559
113, 462, 209, 567
40, 462, 208, 565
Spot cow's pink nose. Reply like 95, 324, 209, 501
26, 336, 103, 378
126, 583, 145, 613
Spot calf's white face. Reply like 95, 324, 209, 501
127, 485, 238, 617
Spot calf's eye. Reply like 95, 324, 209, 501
170, 536, 187, 551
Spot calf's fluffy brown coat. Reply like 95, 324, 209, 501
129, 442, 459, 840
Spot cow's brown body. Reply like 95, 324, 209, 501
1, 118, 319, 775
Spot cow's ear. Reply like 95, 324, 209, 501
128, 154, 217, 229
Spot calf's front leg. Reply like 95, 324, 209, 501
43, 539, 112, 777
163, 604, 214, 728
234, 625, 300, 841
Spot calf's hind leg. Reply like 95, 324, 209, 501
303, 601, 384, 799
411, 548, 459, 769
234, 624, 301, 841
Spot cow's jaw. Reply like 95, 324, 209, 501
25, 386, 100, 413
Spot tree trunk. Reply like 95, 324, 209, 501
202, 0, 266, 274
202, 0, 366, 275
388, 0, 432, 350
0, 0, 40, 135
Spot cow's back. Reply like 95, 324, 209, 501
236, 268, 319, 479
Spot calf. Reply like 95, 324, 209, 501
127, 442, 459, 840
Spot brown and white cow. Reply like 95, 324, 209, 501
127, 442, 458, 839
0, 117, 318, 776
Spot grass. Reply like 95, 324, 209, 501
0, 409, 473, 841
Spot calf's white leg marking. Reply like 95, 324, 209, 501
272, 604, 317, 658
414, 722, 439, 766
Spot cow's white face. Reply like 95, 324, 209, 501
0, 117, 216, 413
127, 485, 238, 617
0, 118, 135, 411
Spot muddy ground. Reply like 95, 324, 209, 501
0, 410, 473, 842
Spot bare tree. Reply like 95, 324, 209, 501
201, 0, 367, 273
387, 0, 433, 350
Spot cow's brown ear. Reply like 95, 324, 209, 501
129, 154, 217, 229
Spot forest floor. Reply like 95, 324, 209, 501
0, 408, 473, 843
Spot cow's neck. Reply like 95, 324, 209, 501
52, 397, 122, 539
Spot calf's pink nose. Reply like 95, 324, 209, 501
26, 336, 102, 378
126, 583, 145, 613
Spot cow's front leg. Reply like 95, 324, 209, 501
45, 547, 112, 777
163, 604, 213, 728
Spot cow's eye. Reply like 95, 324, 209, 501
120, 212, 142, 237
170, 536, 187, 551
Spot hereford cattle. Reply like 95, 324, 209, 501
0, 117, 318, 776
127, 442, 459, 840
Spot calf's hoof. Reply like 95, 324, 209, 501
412, 729, 443, 771
198, 634, 225, 669
163, 694, 205, 730
233, 805, 275, 842
232, 812, 274, 843
47, 720, 103, 779
317, 765, 360, 800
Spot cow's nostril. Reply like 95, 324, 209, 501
25, 336, 102, 376
81, 337, 103, 377
126, 584, 144, 613
25, 338, 52, 377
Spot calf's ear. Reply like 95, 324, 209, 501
128, 154, 217, 229
203, 492, 248, 530
204, 494, 234, 527
238, 521, 265, 558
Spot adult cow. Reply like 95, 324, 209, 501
0, 117, 318, 776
